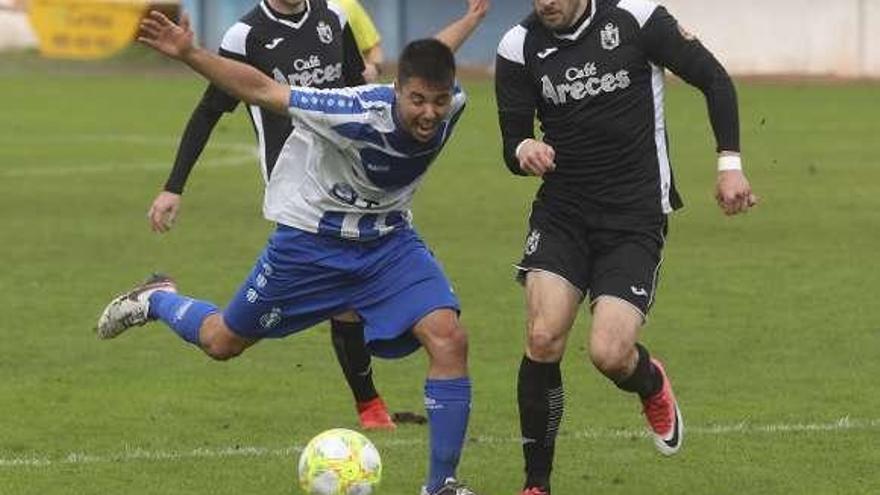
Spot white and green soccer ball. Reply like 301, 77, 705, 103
298, 428, 382, 495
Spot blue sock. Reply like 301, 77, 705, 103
148, 291, 218, 345
424, 377, 471, 493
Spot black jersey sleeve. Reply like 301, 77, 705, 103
495, 55, 537, 176
163, 94, 226, 194
342, 24, 367, 86
163, 49, 243, 194
163, 46, 246, 194
641, 7, 740, 153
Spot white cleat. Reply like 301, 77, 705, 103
96, 274, 177, 339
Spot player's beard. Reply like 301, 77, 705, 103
269, 0, 307, 15
536, 0, 589, 31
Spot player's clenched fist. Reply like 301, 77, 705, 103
516, 138, 556, 177
715, 169, 758, 216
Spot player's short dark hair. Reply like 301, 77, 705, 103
398, 39, 456, 89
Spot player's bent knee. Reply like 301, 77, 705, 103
449, 326, 469, 356
204, 341, 245, 361
417, 317, 469, 365
589, 339, 633, 378
413, 309, 470, 363
434, 323, 469, 359
199, 318, 249, 361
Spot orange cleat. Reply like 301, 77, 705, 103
641, 358, 683, 455
357, 397, 396, 431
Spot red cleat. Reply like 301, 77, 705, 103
641, 358, 683, 455
357, 397, 396, 431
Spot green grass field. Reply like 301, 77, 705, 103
1, 54, 879, 494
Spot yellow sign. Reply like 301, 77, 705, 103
27, 0, 150, 60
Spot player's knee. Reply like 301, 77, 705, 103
201, 333, 246, 361
204, 340, 244, 361
199, 317, 249, 361
526, 320, 566, 361
425, 323, 469, 368
589, 338, 632, 378
436, 322, 469, 359
415, 310, 469, 366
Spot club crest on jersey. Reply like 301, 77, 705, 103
600, 23, 620, 50
524, 230, 541, 256
317, 21, 334, 44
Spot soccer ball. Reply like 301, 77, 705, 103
298, 428, 382, 495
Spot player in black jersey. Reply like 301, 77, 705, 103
496, 0, 757, 493
146, 0, 397, 431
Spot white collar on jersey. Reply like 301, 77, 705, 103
553, 0, 598, 41
260, 0, 312, 30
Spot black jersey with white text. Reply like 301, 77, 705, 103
496, 0, 739, 216
205, 0, 365, 182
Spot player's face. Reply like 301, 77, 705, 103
534, 0, 588, 30
271, 0, 307, 14
395, 77, 453, 143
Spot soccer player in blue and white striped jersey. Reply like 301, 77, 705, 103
147, 0, 396, 433
99, 2, 489, 494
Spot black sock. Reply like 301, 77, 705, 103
615, 343, 663, 399
518, 355, 563, 491
330, 319, 379, 404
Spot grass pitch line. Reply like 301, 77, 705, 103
0, 133, 257, 177
0, 133, 254, 149
1, 416, 877, 469
2, 155, 254, 178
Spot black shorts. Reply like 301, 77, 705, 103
516, 200, 668, 317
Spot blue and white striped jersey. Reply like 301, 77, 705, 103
262, 83, 467, 240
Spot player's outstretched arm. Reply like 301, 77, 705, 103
138, 11, 289, 116
434, 0, 490, 53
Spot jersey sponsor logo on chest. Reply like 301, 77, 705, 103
540, 60, 630, 105
273, 55, 342, 87
293, 55, 325, 72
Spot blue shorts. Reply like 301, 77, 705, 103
223, 225, 459, 358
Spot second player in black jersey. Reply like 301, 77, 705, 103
145, 0, 398, 432
495, 1, 757, 493
153, 0, 365, 209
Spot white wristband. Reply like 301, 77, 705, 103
515, 139, 531, 159
717, 154, 742, 172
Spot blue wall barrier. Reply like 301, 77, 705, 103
180, 0, 531, 67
